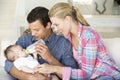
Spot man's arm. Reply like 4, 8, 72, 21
61, 40, 78, 68
10, 66, 49, 80
19, 66, 34, 74
36, 43, 64, 67
5, 59, 49, 80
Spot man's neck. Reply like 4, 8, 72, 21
44, 30, 52, 40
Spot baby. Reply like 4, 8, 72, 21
4, 45, 38, 73
4, 44, 58, 80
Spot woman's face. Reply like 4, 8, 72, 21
50, 17, 70, 36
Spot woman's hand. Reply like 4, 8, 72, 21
35, 64, 56, 74
35, 64, 63, 78
35, 64, 62, 74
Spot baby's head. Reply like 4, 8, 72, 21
4, 45, 27, 62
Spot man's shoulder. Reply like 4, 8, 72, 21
54, 35, 71, 46
19, 33, 32, 39
54, 35, 69, 42
17, 33, 33, 42
16, 33, 34, 48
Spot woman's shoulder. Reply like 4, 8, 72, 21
82, 26, 101, 42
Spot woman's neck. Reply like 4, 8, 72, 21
70, 22, 79, 50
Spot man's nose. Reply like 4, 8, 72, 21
31, 32, 36, 36
15, 56, 19, 60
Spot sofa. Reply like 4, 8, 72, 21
103, 38, 120, 67
0, 38, 120, 80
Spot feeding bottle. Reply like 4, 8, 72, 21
25, 39, 45, 54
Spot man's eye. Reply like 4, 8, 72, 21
35, 30, 40, 32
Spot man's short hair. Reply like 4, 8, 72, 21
27, 7, 51, 27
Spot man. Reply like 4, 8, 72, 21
4, 7, 77, 80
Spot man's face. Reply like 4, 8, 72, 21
29, 20, 48, 40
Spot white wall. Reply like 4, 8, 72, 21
92, 0, 114, 15
73, 0, 120, 15
0, 0, 17, 66
25, 0, 68, 15
0, 0, 17, 40
15, 0, 68, 17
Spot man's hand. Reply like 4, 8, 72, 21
27, 73, 51, 80
35, 43, 63, 66
35, 43, 52, 61
10, 66, 49, 80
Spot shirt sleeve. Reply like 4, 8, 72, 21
16, 35, 26, 49
62, 67, 87, 80
62, 32, 98, 80
61, 39, 78, 69
16, 33, 33, 49
4, 60, 14, 73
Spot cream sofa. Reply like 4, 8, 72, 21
103, 38, 120, 67
0, 38, 120, 80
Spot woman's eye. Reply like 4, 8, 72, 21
55, 24, 58, 26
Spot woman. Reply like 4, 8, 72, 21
35, 2, 120, 80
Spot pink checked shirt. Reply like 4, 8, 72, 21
62, 25, 120, 80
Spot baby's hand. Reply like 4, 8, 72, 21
33, 52, 37, 60
32, 70, 35, 74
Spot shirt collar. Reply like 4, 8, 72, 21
45, 32, 55, 43
31, 35, 37, 43
31, 32, 55, 43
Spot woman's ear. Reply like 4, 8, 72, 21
46, 22, 51, 29
64, 16, 71, 23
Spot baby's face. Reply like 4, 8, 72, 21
8, 46, 27, 61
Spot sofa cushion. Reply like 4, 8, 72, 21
0, 65, 15, 80
103, 38, 120, 67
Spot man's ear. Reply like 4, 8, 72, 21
46, 22, 51, 29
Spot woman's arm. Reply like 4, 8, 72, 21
35, 64, 62, 78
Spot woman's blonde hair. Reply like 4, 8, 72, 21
49, 2, 89, 26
